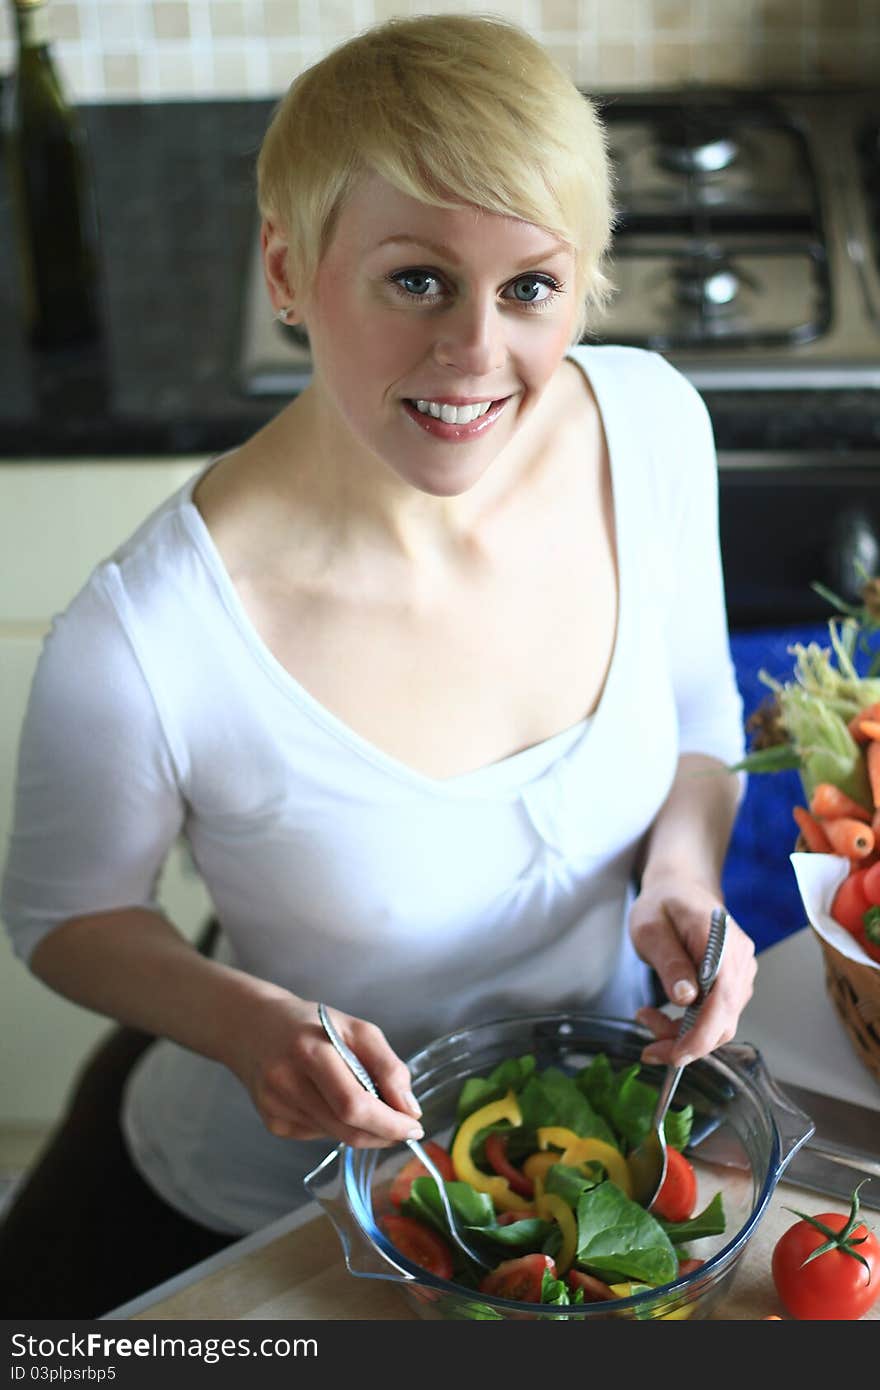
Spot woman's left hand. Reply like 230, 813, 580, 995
628, 873, 756, 1066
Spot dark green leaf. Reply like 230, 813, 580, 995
573, 1181, 679, 1286
402, 1176, 495, 1234
544, 1162, 604, 1208
663, 1104, 694, 1152
516, 1067, 617, 1145
577, 1055, 691, 1151
540, 1267, 572, 1304
456, 1055, 537, 1121
466, 1218, 553, 1251
656, 1192, 726, 1246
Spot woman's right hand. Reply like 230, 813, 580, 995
223, 988, 425, 1147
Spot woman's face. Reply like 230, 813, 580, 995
294, 174, 580, 498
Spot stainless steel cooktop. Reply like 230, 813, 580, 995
238, 86, 880, 395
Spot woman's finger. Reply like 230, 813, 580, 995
342, 1018, 421, 1121
262, 1069, 421, 1147
630, 910, 700, 1007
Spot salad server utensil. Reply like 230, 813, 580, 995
317, 1002, 493, 1271
628, 907, 729, 1209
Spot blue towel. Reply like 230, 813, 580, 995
723, 622, 831, 954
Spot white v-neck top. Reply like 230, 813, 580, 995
1, 346, 745, 1234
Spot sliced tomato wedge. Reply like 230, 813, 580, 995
479, 1253, 555, 1302
566, 1268, 618, 1302
388, 1140, 456, 1206
677, 1257, 704, 1277
650, 1147, 698, 1223
380, 1214, 454, 1281
484, 1131, 535, 1198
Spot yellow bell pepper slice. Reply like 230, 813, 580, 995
450, 1090, 532, 1214
522, 1151, 559, 1183
608, 1283, 693, 1319
536, 1191, 578, 1275
536, 1125, 583, 1151
536, 1127, 633, 1198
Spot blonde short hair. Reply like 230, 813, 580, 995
257, 13, 615, 339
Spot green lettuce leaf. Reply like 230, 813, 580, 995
402, 1176, 495, 1235
540, 1267, 580, 1305
516, 1066, 617, 1145
544, 1161, 604, 1208
456, 1055, 537, 1121
656, 1191, 726, 1246
573, 1181, 679, 1286
576, 1054, 692, 1151
464, 1218, 554, 1252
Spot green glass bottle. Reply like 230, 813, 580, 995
4, 0, 102, 349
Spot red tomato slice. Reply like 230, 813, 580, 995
677, 1257, 704, 1277
484, 1131, 535, 1198
380, 1214, 454, 1281
566, 1268, 618, 1301
479, 1253, 555, 1302
650, 1147, 697, 1223
388, 1140, 455, 1206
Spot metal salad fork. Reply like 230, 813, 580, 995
317, 1002, 492, 1271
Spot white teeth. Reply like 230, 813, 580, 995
413, 399, 493, 424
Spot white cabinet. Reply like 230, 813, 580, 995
0, 459, 213, 1126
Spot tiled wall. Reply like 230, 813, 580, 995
1, 0, 878, 101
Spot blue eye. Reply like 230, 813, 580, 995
393, 270, 442, 297
507, 276, 553, 303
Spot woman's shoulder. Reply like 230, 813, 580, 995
567, 342, 708, 416
49, 460, 219, 663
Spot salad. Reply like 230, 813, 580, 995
379, 1052, 725, 1308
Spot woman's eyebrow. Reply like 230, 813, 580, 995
374, 234, 571, 268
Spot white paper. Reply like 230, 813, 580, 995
789, 851, 880, 971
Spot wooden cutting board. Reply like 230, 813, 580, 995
128, 1180, 879, 1322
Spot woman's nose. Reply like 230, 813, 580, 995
432, 296, 506, 376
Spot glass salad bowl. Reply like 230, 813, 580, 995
304, 1012, 814, 1320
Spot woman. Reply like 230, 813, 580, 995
0, 14, 754, 1316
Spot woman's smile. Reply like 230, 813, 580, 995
402, 394, 513, 440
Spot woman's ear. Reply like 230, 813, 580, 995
261, 219, 302, 323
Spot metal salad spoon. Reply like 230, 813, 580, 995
317, 1001, 493, 1271
628, 907, 729, 1210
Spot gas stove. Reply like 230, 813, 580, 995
238, 85, 880, 395
599, 87, 879, 388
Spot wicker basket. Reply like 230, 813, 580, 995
793, 836, 880, 1084
812, 927, 880, 1085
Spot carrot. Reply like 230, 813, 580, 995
823, 817, 875, 859
792, 806, 833, 853
809, 782, 871, 823
868, 740, 880, 809
849, 701, 880, 741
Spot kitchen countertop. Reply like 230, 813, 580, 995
2, 96, 880, 462
103, 927, 879, 1323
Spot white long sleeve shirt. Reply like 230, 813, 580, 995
1, 346, 745, 1233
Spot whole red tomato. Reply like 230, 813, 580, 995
772, 1185, 880, 1320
